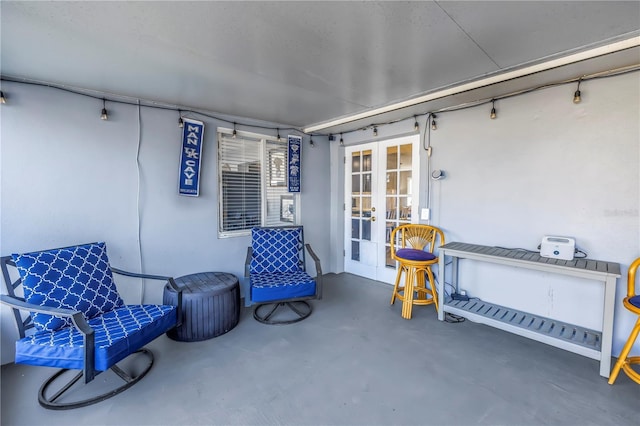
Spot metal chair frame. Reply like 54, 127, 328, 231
244, 226, 323, 325
0, 250, 182, 409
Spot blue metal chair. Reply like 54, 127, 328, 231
0, 242, 182, 409
244, 226, 322, 324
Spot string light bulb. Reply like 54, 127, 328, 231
340, 133, 344, 146
490, 99, 497, 119
0, 91, 6, 104
431, 114, 437, 131
178, 111, 184, 128
414, 116, 419, 132
100, 99, 108, 120
573, 79, 582, 104
232, 122, 237, 138
277, 129, 281, 140
373, 126, 378, 137
310, 137, 315, 147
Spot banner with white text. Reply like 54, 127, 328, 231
178, 119, 205, 196
287, 135, 301, 193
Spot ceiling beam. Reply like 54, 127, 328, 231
303, 36, 640, 134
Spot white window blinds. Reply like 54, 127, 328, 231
218, 130, 298, 236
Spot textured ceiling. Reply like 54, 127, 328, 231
1, 1, 639, 132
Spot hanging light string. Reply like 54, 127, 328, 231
337, 64, 639, 139
177, 110, 184, 128
0, 76, 307, 139
100, 98, 108, 120
573, 78, 582, 103
2, 64, 638, 140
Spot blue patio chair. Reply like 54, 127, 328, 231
0, 242, 182, 409
244, 226, 323, 324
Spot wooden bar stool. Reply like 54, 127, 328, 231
390, 224, 444, 319
608, 257, 640, 385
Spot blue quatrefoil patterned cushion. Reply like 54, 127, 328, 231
251, 271, 316, 303
12, 242, 124, 332
15, 304, 177, 371
250, 228, 302, 274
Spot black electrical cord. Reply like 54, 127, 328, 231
3, 65, 637, 140
0, 76, 315, 138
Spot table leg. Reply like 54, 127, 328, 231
438, 252, 445, 321
600, 275, 617, 377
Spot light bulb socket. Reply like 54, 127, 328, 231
490, 107, 497, 119
310, 138, 315, 147
178, 116, 184, 128
100, 108, 108, 120
431, 119, 437, 131
340, 134, 344, 146
373, 126, 378, 137
573, 90, 581, 104
0, 91, 6, 104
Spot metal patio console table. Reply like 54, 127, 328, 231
163, 272, 240, 342
437, 242, 621, 378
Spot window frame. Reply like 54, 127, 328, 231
217, 127, 300, 238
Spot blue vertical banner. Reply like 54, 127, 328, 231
178, 119, 205, 196
287, 135, 302, 193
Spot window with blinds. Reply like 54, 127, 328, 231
218, 129, 298, 237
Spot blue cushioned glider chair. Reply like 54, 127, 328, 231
0, 242, 182, 409
244, 226, 323, 324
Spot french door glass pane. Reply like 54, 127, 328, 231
384, 142, 414, 270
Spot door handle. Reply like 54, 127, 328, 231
370, 216, 376, 222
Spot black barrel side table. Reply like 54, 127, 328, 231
163, 272, 240, 342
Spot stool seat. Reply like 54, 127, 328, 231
390, 225, 444, 319
608, 258, 640, 385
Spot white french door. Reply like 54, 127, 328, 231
344, 134, 420, 283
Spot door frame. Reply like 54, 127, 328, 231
343, 134, 421, 283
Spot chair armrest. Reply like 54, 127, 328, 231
305, 244, 323, 299
245, 247, 253, 278
110, 267, 183, 327
0, 294, 94, 336
111, 267, 174, 284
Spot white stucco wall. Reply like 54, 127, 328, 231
0, 82, 331, 364
333, 71, 640, 357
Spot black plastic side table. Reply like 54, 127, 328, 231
163, 272, 240, 342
